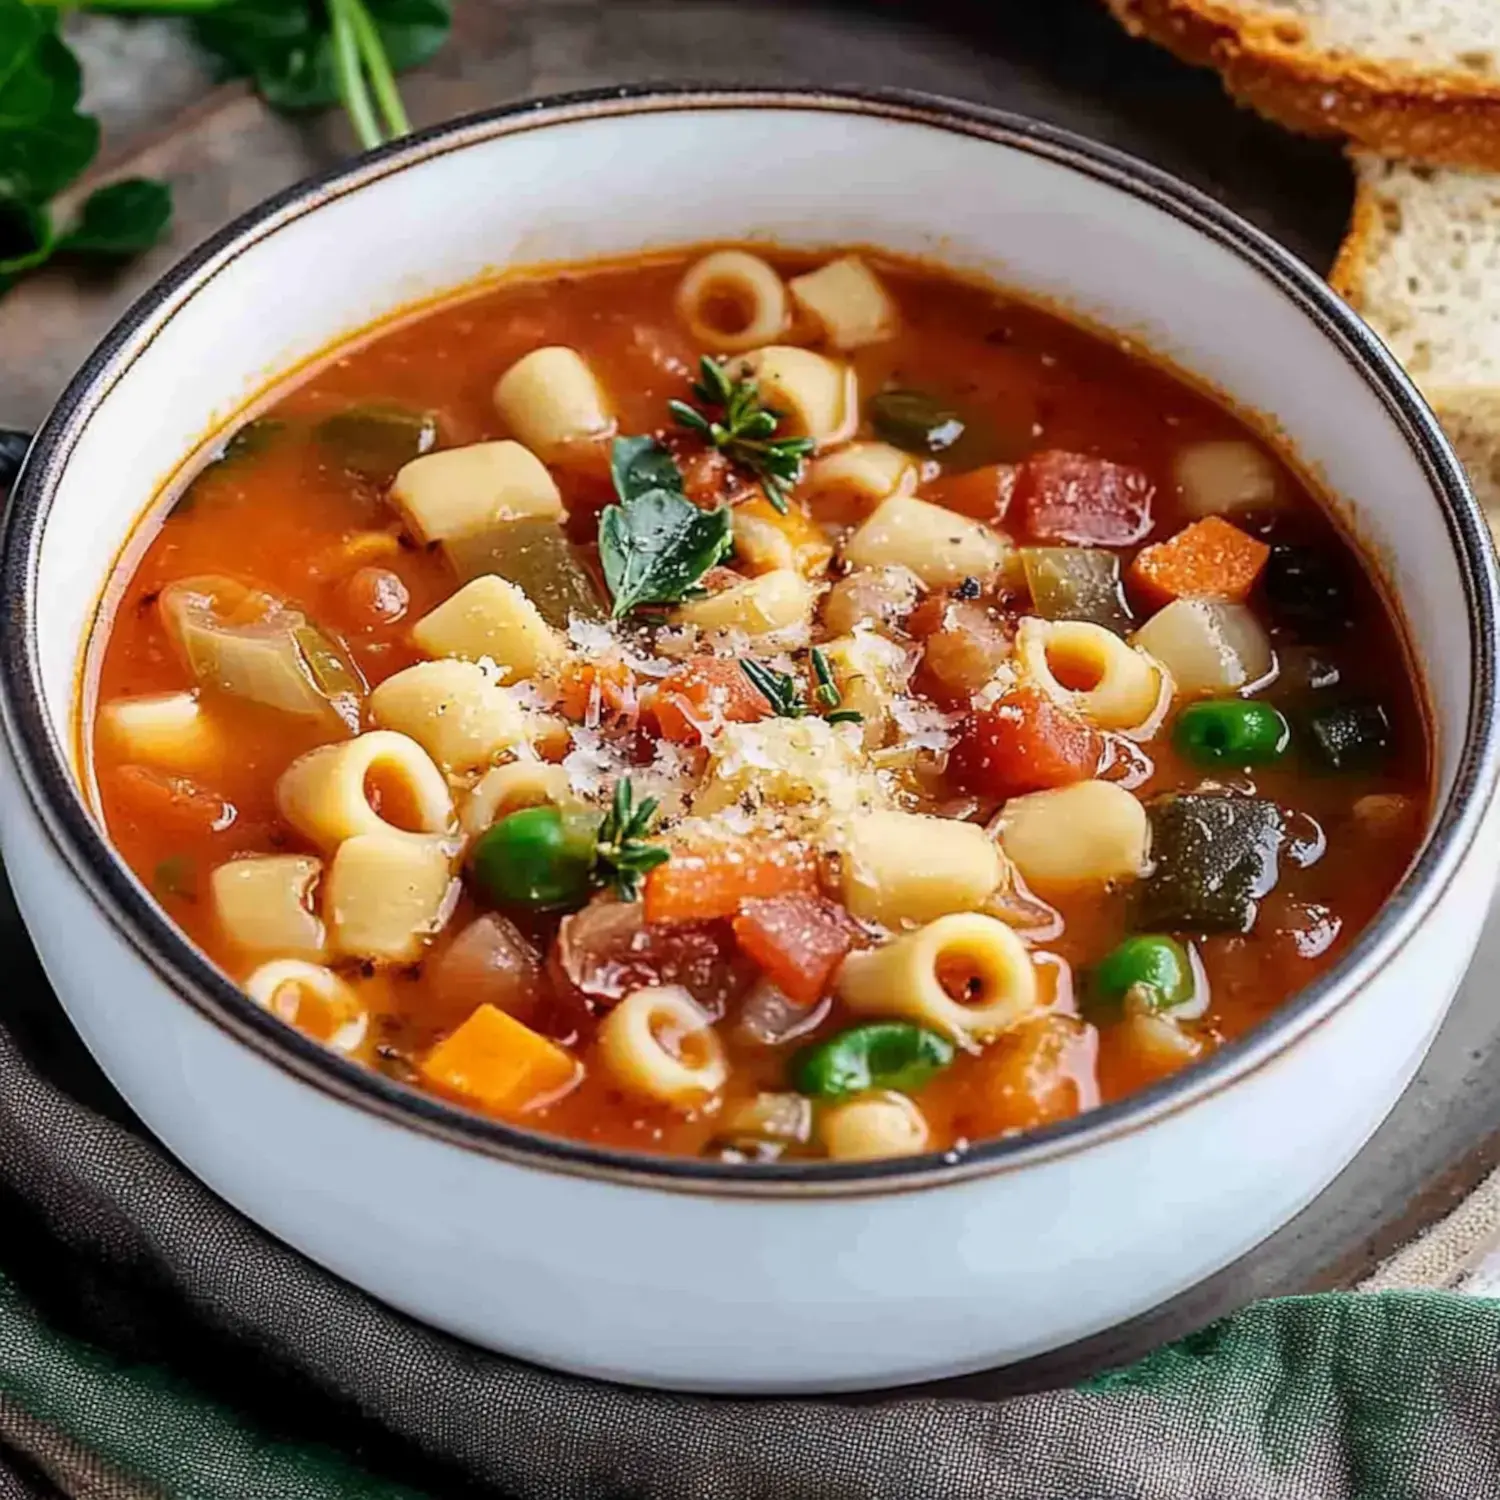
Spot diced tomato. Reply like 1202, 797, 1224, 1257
650, 656, 773, 743
555, 655, 638, 724
732, 894, 863, 1005
1015, 450, 1154, 545
678, 446, 739, 508
1127, 515, 1270, 609
644, 838, 819, 926
947, 685, 1102, 797
109, 764, 238, 838
925, 463, 1020, 523
549, 900, 742, 1013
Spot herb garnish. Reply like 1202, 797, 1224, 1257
669, 356, 816, 515
742, 650, 863, 725
594, 777, 670, 902
599, 435, 733, 619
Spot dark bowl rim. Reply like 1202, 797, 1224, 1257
3, 83, 1496, 1199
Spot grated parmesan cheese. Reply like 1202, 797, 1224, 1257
889, 695, 963, 753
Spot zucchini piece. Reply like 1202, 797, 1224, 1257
444, 517, 606, 627
1020, 547, 1132, 633
1304, 698, 1392, 772
869, 389, 965, 454
1136, 793, 1284, 933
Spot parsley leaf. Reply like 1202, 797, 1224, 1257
599, 435, 732, 619
669, 355, 815, 514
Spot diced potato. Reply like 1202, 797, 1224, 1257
492, 346, 614, 459
840, 810, 1002, 927
788, 256, 899, 350
98, 691, 222, 772
998, 780, 1149, 891
673, 568, 818, 638
1174, 439, 1281, 517
411, 574, 565, 679
1132, 599, 1273, 698
801, 442, 917, 522
820, 565, 924, 637
369, 659, 529, 771
843, 495, 1009, 589
211, 855, 326, 960
390, 441, 561, 544
324, 833, 458, 963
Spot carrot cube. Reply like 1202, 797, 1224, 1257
644, 838, 818, 925
419, 1003, 579, 1115
1128, 516, 1270, 610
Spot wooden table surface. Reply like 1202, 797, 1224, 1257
3, 0, 1497, 1397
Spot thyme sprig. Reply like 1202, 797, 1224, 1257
668, 356, 815, 515
741, 650, 863, 725
594, 777, 670, 902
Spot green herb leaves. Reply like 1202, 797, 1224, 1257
599, 435, 732, 619
669, 356, 814, 514
594, 777, 670, 902
0, 0, 170, 295
193, 0, 451, 149
740, 650, 863, 724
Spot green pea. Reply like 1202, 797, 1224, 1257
792, 1022, 955, 1100
1173, 698, 1290, 766
1091, 935, 1194, 1016
470, 806, 598, 910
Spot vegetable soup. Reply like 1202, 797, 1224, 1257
87, 246, 1429, 1163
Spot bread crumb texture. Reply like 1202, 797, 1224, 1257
1105, 0, 1500, 169
1332, 154, 1500, 515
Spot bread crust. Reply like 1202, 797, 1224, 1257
1105, 0, 1500, 171
1327, 159, 1387, 303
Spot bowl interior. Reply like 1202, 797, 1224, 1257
31, 98, 1477, 814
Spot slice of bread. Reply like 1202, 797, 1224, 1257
1331, 154, 1500, 514
1104, 0, 1500, 170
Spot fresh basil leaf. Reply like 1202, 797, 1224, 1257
0, 0, 96, 208
364, 0, 451, 72
610, 434, 686, 504
58, 178, 172, 256
600, 488, 733, 619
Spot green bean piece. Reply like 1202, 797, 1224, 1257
792, 1022, 955, 1100
470, 806, 599, 911
444, 517, 606, 627
1174, 699, 1291, 767
868, 389, 965, 455
316, 402, 438, 480
1090, 935, 1193, 1017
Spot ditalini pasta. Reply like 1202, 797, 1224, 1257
90, 243, 1429, 1161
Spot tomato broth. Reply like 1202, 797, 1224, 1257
89, 247, 1428, 1162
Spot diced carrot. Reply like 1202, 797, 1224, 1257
556, 654, 638, 724
947, 685, 1102, 798
925, 463, 1019, 523
1015, 450, 1154, 545
732, 894, 863, 1005
1128, 515, 1270, 609
960, 1015, 1099, 1136
109, 764, 239, 838
419, 1003, 580, 1115
650, 656, 773, 743
644, 839, 819, 926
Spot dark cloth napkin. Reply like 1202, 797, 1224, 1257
4, 861, 1500, 1499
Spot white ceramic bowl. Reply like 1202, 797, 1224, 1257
2, 88, 1497, 1394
